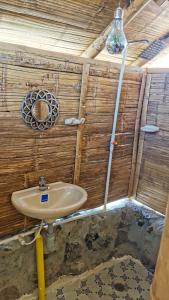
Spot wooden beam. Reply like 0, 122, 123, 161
132, 73, 152, 197
150, 196, 169, 300
81, 0, 153, 59
73, 63, 90, 184
128, 71, 147, 197
147, 66, 169, 73
0, 41, 143, 73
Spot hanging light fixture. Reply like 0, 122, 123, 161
106, 6, 127, 54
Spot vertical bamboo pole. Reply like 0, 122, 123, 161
132, 73, 152, 197
150, 198, 169, 300
128, 71, 147, 196
73, 63, 90, 184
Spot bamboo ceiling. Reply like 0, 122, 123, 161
0, 0, 124, 55
0, 0, 169, 66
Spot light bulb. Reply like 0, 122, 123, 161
106, 6, 127, 54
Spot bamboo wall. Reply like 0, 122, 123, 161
0, 42, 143, 236
136, 69, 169, 214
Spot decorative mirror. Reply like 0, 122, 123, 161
21, 90, 59, 131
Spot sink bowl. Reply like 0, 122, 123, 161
11, 182, 87, 223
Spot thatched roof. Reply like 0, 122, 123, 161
0, 0, 169, 66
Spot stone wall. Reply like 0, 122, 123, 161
0, 200, 164, 299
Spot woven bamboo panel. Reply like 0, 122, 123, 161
81, 74, 142, 208
0, 43, 143, 236
136, 71, 169, 213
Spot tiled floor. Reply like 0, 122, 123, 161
44, 256, 152, 300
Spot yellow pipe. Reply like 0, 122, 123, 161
35, 232, 46, 300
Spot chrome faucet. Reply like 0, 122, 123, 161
39, 176, 48, 191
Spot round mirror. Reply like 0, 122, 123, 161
21, 90, 59, 131
31, 100, 50, 122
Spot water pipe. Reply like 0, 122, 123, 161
18, 220, 44, 246
104, 46, 128, 211
35, 232, 46, 300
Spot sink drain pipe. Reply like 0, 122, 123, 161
36, 232, 46, 300
104, 47, 127, 211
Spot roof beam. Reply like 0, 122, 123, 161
81, 0, 153, 59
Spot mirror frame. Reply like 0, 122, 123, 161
21, 90, 59, 131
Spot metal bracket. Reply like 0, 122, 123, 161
64, 118, 85, 126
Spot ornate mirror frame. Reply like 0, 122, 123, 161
21, 90, 59, 131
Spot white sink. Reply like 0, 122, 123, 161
11, 182, 87, 223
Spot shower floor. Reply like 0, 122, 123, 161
47, 256, 152, 300
20, 256, 152, 300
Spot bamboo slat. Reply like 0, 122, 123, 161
73, 63, 90, 184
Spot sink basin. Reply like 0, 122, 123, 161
11, 182, 87, 223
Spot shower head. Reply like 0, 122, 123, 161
106, 6, 128, 55
139, 40, 166, 60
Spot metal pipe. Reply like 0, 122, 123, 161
128, 39, 150, 45
45, 223, 55, 253
104, 47, 128, 211
0, 198, 130, 246
36, 232, 46, 300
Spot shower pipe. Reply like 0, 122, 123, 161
104, 46, 128, 211
103, 38, 150, 211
